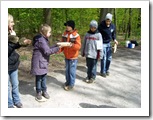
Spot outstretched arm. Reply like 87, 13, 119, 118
38, 38, 60, 56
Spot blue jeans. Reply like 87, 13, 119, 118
86, 58, 97, 79
35, 74, 47, 93
8, 69, 21, 107
65, 59, 78, 87
100, 43, 112, 74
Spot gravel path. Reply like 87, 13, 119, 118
18, 48, 141, 108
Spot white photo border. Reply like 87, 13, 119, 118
0, 0, 149, 116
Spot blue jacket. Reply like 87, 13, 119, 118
98, 20, 116, 43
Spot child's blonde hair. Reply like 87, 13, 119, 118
39, 24, 51, 35
8, 13, 13, 24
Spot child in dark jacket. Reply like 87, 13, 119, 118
8, 13, 31, 108
31, 24, 61, 101
82, 20, 103, 83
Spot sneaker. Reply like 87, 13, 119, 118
89, 78, 95, 83
42, 92, 50, 99
64, 82, 69, 86
64, 85, 74, 91
68, 86, 74, 90
64, 85, 69, 91
8, 106, 14, 108
14, 102, 23, 108
36, 92, 42, 100
106, 71, 110, 76
100, 73, 107, 78
84, 77, 90, 83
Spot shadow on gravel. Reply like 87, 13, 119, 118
54, 69, 85, 81
77, 65, 87, 72
47, 75, 63, 87
19, 80, 35, 97
19, 75, 63, 97
79, 103, 116, 108
112, 48, 141, 61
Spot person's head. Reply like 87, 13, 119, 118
8, 13, 15, 30
64, 20, 75, 32
39, 24, 51, 38
105, 13, 113, 27
89, 20, 98, 32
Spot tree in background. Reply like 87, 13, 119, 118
99, 8, 113, 23
8, 8, 141, 42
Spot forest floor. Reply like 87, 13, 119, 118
17, 44, 141, 108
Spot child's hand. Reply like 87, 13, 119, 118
69, 42, 73, 47
23, 39, 31, 45
58, 45, 63, 48
114, 39, 118, 45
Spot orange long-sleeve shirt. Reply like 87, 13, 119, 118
60, 30, 81, 59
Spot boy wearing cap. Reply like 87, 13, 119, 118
98, 13, 118, 77
60, 20, 81, 91
82, 20, 103, 83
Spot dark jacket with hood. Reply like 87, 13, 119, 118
98, 20, 116, 44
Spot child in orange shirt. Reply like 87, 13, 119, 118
60, 20, 81, 91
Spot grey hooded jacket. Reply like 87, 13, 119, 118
81, 30, 103, 59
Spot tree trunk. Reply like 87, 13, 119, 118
99, 8, 113, 23
43, 8, 52, 41
128, 8, 132, 38
122, 8, 127, 33
137, 8, 141, 29
113, 8, 117, 32
43, 8, 51, 26
65, 8, 68, 22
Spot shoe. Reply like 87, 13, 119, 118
64, 85, 74, 91
8, 106, 14, 108
89, 78, 95, 83
84, 77, 90, 83
14, 102, 23, 108
42, 92, 50, 99
100, 73, 107, 78
64, 82, 69, 86
68, 86, 74, 90
36, 92, 42, 100
106, 71, 110, 76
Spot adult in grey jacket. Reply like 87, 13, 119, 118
82, 20, 103, 83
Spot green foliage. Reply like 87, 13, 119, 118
9, 8, 43, 39
8, 8, 141, 42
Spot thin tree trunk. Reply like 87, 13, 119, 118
99, 8, 113, 23
43, 8, 52, 41
128, 8, 132, 38
137, 8, 141, 29
43, 8, 51, 26
122, 8, 127, 33
113, 8, 117, 32
65, 8, 68, 22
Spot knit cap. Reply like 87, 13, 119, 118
64, 20, 75, 30
105, 13, 113, 21
89, 20, 98, 29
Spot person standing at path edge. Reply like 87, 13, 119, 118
31, 24, 61, 101
59, 20, 81, 91
98, 13, 118, 77
8, 13, 31, 108
82, 20, 103, 83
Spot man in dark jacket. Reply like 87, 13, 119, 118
98, 13, 118, 77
